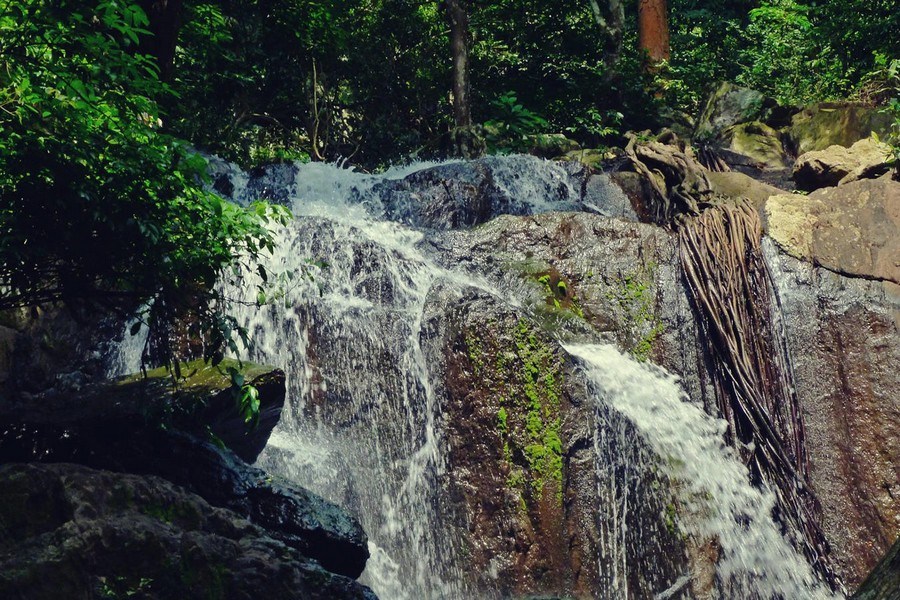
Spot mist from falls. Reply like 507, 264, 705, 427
116, 156, 844, 599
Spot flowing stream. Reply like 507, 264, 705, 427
115, 156, 843, 599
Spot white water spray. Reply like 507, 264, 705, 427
565, 342, 840, 600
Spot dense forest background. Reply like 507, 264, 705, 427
1, 0, 899, 366
158, 0, 900, 166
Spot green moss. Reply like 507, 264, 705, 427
497, 406, 508, 433
664, 502, 678, 536
464, 318, 565, 506
607, 263, 664, 362
466, 333, 485, 375
141, 501, 202, 528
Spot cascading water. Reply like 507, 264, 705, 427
566, 343, 838, 600
112, 155, 844, 599
216, 157, 593, 598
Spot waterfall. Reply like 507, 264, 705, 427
215, 156, 592, 598
109, 155, 845, 599
565, 342, 838, 600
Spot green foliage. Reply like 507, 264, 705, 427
226, 366, 261, 428
866, 55, 900, 175
736, 0, 850, 104
98, 576, 153, 599
484, 92, 548, 153
0, 0, 288, 372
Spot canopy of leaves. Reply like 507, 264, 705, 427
0, 0, 288, 365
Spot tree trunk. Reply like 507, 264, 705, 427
588, 0, 625, 74
637, 0, 670, 68
445, 0, 471, 129
139, 0, 184, 82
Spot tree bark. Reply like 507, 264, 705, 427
637, 0, 670, 68
445, 0, 471, 129
139, 0, 184, 82
588, 0, 625, 74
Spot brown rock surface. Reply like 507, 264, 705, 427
766, 243, 900, 589
766, 176, 900, 284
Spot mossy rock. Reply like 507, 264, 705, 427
788, 103, 893, 155
2, 358, 286, 464
721, 121, 789, 168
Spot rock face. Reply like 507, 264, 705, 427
852, 537, 900, 599
793, 138, 892, 191
0, 463, 377, 600
369, 155, 637, 228
426, 212, 719, 598
766, 176, 900, 284
765, 243, 900, 590
788, 103, 893, 156
0, 356, 372, 593
0, 364, 370, 580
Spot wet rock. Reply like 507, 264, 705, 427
787, 103, 893, 155
2, 358, 285, 465
424, 211, 719, 598
765, 242, 900, 589
766, 176, 900, 284
852, 537, 900, 599
0, 463, 377, 600
793, 138, 892, 191
370, 156, 581, 229
0, 364, 370, 580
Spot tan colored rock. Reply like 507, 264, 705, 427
766, 176, 900, 284
793, 138, 891, 191
707, 170, 785, 218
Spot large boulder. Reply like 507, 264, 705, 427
788, 103, 893, 156
368, 155, 636, 229
0, 463, 377, 600
765, 176, 900, 284
526, 133, 581, 158
793, 138, 892, 191
2, 358, 286, 465
695, 82, 774, 139
0, 362, 371, 580
706, 170, 785, 219
719, 121, 790, 168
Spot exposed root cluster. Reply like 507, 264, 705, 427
679, 200, 841, 590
